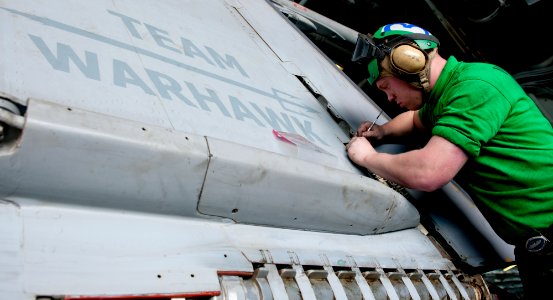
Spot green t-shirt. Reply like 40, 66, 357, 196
419, 56, 553, 244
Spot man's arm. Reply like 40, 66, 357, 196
346, 135, 468, 192
358, 110, 424, 139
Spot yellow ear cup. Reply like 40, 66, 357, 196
390, 44, 426, 74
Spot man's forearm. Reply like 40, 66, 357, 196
362, 150, 431, 190
382, 110, 419, 138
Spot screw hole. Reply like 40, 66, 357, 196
224, 254, 228, 258
67, 107, 72, 111
231, 208, 238, 213
190, 274, 195, 278
157, 274, 162, 278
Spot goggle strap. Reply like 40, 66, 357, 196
384, 33, 440, 48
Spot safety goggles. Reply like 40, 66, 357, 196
351, 33, 389, 85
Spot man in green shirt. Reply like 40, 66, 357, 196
346, 22, 553, 299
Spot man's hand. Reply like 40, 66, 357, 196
356, 123, 385, 140
346, 136, 377, 167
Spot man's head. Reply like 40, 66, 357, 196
352, 23, 439, 93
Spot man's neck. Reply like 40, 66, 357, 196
429, 53, 447, 89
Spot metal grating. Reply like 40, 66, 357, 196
216, 263, 490, 300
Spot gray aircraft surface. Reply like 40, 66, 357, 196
2, 0, 549, 299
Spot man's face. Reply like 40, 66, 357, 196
375, 76, 423, 111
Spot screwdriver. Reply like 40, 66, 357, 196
367, 110, 383, 132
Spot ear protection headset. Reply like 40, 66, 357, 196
384, 37, 438, 92
389, 42, 429, 76
352, 23, 440, 92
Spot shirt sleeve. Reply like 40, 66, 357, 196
425, 80, 512, 158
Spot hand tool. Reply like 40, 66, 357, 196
367, 110, 383, 132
